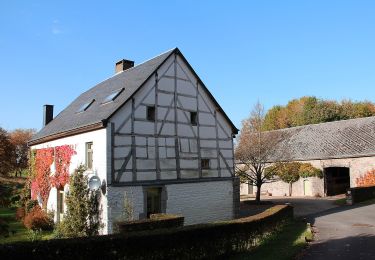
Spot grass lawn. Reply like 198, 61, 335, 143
334, 198, 347, 206
360, 197, 375, 205
230, 220, 312, 260
0, 207, 53, 244
334, 197, 375, 206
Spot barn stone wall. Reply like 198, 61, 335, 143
241, 156, 375, 197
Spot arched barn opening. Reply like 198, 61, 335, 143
324, 167, 350, 196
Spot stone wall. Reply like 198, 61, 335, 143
240, 156, 375, 197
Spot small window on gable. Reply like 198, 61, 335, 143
201, 159, 210, 169
190, 112, 197, 125
102, 88, 124, 104
147, 106, 155, 121
77, 99, 95, 113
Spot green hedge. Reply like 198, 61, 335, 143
116, 213, 184, 233
0, 205, 293, 259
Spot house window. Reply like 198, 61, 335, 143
86, 142, 93, 170
147, 106, 155, 121
57, 188, 65, 222
146, 187, 162, 217
201, 158, 210, 169
190, 112, 197, 125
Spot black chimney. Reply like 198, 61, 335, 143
43, 104, 54, 126
115, 59, 134, 73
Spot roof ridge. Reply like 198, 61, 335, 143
267, 115, 375, 134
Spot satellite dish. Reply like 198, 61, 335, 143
88, 175, 101, 191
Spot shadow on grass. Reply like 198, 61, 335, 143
229, 220, 310, 260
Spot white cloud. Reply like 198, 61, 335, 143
51, 19, 63, 35
52, 28, 62, 35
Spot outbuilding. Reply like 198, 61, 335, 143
241, 117, 375, 197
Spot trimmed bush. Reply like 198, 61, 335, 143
116, 213, 184, 233
23, 206, 53, 231
15, 207, 26, 221
0, 218, 9, 237
0, 205, 293, 259
347, 185, 375, 204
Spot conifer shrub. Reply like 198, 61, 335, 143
55, 165, 102, 238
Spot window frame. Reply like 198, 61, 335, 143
190, 111, 197, 126
146, 106, 156, 122
201, 158, 210, 169
77, 99, 95, 113
85, 142, 93, 170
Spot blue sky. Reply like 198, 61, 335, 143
1, 1, 375, 131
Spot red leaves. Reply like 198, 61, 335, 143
33, 148, 54, 207
31, 145, 76, 207
356, 169, 375, 187
50, 145, 76, 189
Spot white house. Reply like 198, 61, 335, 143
29, 48, 239, 234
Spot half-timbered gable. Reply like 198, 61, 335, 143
109, 50, 235, 185
29, 48, 239, 234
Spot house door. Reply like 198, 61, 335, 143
57, 188, 65, 222
324, 167, 350, 196
248, 181, 253, 194
303, 179, 312, 196
146, 187, 162, 217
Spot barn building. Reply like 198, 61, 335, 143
240, 117, 375, 197
29, 48, 239, 234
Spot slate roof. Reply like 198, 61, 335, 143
270, 116, 375, 161
30, 48, 238, 145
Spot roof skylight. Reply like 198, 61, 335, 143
102, 88, 125, 104
77, 99, 95, 113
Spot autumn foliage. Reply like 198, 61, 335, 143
356, 169, 375, 187
32, 148, 54, 206
263, 96, 375, 131
30, 145, 76, 207
23, 205, 53, 231
50, 145, 76, 188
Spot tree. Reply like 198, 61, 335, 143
270, 162, 322, 196
0, 127, 15, 176
56, 165, 101, 237
235, 102, 284, 203
10, 129, 35, 177
272, 162, 301, 196
299, 163, 323, 179
263, 96, 375, 131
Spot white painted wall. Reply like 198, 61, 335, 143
30, 128, 109, 233
106, 180, 234, 233
166, 180, 234, 224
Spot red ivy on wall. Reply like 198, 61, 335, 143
356, 169, 375, 187
33, 148, 54, 206
50, 145, 76, 189
31, 145, 76, 207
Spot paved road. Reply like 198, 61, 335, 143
242, 196, 375, 259
303, 203, 375, 260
